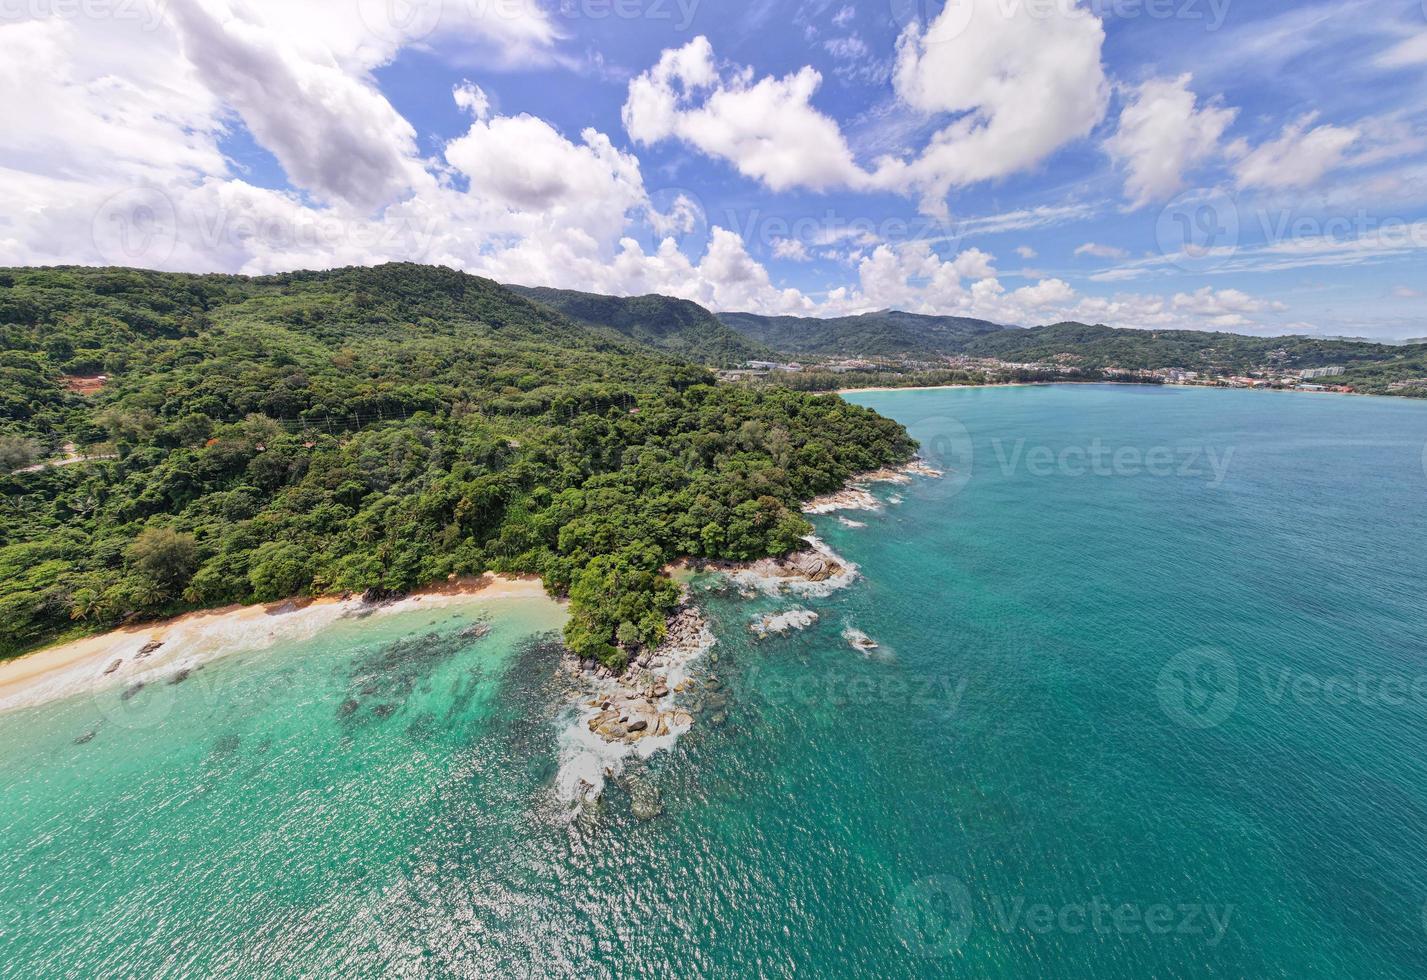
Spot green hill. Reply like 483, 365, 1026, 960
719, 309, 1008, 357
508, 285, 779, 366
0, 264, 913, 663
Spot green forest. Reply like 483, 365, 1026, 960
0, 264, 914, 666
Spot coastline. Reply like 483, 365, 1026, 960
835, 381, 1040, 395
0, 574, 552, 714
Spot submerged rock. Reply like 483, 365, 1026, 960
120, 682, 145, 701
73, 730, 96, 745
629, 779, 663, 821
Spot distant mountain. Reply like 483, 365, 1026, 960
959, 321, 1417, 374
718, 309, 1010, 358
508, 285, 778, 367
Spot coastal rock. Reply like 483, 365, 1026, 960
557, 593, 715, 801
137, 641, 163, 658
750, 608, 819, 638
103, 659, 123, 675
842, 627, 879, 653
629, 780, 663, 821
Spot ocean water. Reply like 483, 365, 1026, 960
4, 384, 1427, 977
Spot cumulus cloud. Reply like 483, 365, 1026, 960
1105, 75, 1237, 209
0, 0, 1297, 338
622, 36, 867, 192
1232, 114, 1360, 190
877, 0, 1109, 215
453, 80, 492, 119
624, 10, 1109, 216
166, 0, 427, 213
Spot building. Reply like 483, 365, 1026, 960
1300, 366, 1345, 380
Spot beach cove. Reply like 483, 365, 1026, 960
3, 384, 1427, 976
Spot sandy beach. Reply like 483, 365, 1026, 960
0, 574, 552, 714
835, 382, 1041, 395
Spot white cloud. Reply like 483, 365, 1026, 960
165, 0, 427, 212
1172, 286, 1285, 317
1075, 242, 1129, 259
1393, 285, 1421, 298
1376, 33, 1427, 69
1105, 75, 1237, 209
877, 0, 1109, 215
1232, 114, 1359, 191
624, 12, 1109, 216
622, 37, 867, 192
772, 238, 811, 261
453, 80, 491, 120
1015, 245, 1038, 259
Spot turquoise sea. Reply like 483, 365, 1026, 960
4, 384, 1427, 977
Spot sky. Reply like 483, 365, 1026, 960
2, 0, 1426, 339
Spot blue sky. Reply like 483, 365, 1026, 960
3, 0, 1427, 337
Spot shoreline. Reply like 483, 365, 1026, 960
835, 379, 1419, 401
835, 382, 1042, 395
0, 574, 552, 714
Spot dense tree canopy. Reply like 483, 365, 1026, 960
0, 264, 914, 664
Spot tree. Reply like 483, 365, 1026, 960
126, 528, 200, 599
247, 541, 313, 601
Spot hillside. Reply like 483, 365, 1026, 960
719, 309, 1008, 357
719, 305, 1426, 395
959, 321, 1417, 374
0, 264, 914, 663
508, 285, 778, 366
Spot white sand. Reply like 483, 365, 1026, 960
0, 575, 550, 714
